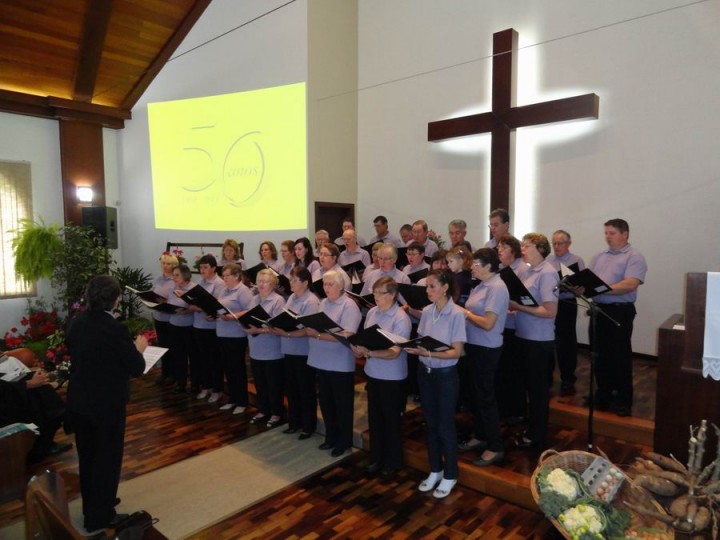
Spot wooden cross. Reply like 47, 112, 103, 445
428, 28, 599, 212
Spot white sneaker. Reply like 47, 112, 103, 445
232, 406, 246, 415
219, 403, 235, 411
196, 389, 209, 399
418, 471, 443, 493
208, 392, 221, 403
433, 478, 457, 499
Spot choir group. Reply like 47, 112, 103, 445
145, 210, 646, 500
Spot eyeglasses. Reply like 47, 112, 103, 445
222, 273, 234, 278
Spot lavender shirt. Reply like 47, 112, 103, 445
312, 264, 352, 291
363, 303, 411, 381
151, 274, 175, 323
465, 273, 509, 348
167, 281, 195, 327
361, 267, 410, 295
368, 233, 403, 247
219, 258, 248, 271
338, 248, 371, 268
406, 238, 438, 257
307, 294, 362, 372
216, 283, 254, 338
515, 259, 559, 342
281, 289, 320, 356
589, 244, 647, 304
193, 274, 225, 329
417, 298, 467, 368
247, 292, 285, 360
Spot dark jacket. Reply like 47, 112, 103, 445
66, 311, 145, 422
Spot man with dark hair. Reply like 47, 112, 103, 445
484, 208, 510, 249
66, 275, 147, 533
587, 218, 647, 417
409, 220, 438, 257
399, 223, 413, 245
369, 215, 402, 247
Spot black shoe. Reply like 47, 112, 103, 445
331, 447, 348, 457
85, 513, 130, 533
47, 442, 73, 456
366, 462, 382, 474
114, 497, 121, 507
615, 405, 632, 417
473, 451, 505, 467
381, 468, 399, 480
458, 438, 487, 452
515, 436, 535, 449
318, 442, 332, 450
298, 432, 313, 440
283, 427, 299, 434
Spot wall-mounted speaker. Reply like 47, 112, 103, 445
81, 206, 118, 249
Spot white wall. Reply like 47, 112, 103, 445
357, 0, 720, 354
116, 0, 309, 274
0, 112, 63, 331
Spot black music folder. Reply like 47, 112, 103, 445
397, 283, 431, 310
309, 279, 327, 299
181, 285, 230, 317
345, 290, 376, 310
265, 309, 302, 332
296, 312, 342, 333
237, 304, 271, 329
561, 268, 612, 298
406, 267, 429, 284
126, 287, 184, 314
499, 267, 538, 307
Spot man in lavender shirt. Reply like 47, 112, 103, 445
587, 219, 647, 418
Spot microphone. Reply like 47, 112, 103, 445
553, 275, 572, 292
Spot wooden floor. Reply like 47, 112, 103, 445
1, 350, 656, 538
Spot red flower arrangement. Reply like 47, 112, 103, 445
3, 302, 70, 369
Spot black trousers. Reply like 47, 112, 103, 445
553, 299, 578, 386
495, 329, 526, 419
284, 354, 317, 433
591, 303, 636, 408
153, 319, 172, 378
466, 343, 503, 452
169, 324, 193, 388
316, 369, 355, 452
366, 376, 405, 469
69, 411, 126, 531
193, 327, 220, 390
218, 337, 248, 406
517, 338, 554, 448
251, 358, 284, 417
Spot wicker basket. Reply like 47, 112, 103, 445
531, 449, 673, 539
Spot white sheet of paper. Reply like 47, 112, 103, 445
143, 346, 169, 374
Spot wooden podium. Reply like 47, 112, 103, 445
655, 272, 720, 460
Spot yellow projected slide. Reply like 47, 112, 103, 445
148, 82, 307, 230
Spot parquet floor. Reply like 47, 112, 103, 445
0, 350, 656, 539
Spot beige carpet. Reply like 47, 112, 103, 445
66, 430, 350, 540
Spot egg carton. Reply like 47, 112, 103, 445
581, 456, 625, 502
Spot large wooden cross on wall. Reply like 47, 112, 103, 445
428, 28, 599, 212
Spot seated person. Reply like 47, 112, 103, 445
0, 351, 72, 463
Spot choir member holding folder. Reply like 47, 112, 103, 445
243, 269, 286, 428
461, 248, 509, 467
167, 265, 196, 393
272, 267, 320, 439
350, 277, 411, 478
215, 263, 254, 415
495, 234, 529, 423
405, 269, 466, 500
509, 234, 559, 451
151, 253, 178, 384
306, 271, 362, 457
312, 244, 352, 291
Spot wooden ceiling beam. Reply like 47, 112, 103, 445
0, 89, 130, 129
73, 0, 113, 102
121, 0, 212, 110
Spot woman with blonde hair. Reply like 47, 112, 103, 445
152, 252, 178, 383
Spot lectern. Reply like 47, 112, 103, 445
655, 273, 720, 460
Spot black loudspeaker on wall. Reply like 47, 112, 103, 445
81, 206, 118, 249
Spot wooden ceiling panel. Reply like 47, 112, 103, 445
0, 0, 211, 126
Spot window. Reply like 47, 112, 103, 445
0, 160, 35, 298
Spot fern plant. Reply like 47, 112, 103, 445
11, 218, 63, 282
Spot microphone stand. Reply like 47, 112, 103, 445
559, 283, 620, 451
